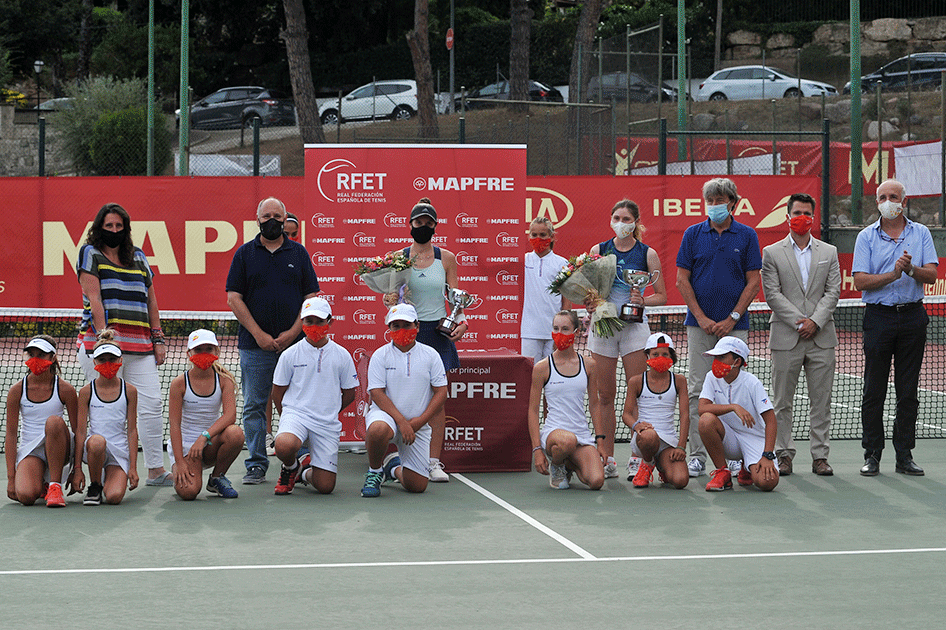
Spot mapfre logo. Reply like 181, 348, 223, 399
384, 212, 408, 229
455, 212, 478, 228
456, 250, 479, 267
495, 309, 520, 324
353, 309, 377, 325
311, 213, 335, 229
353, 232, 376, 248
495, 270, 519, 286
526, 186, 575, 231
317, 158, 388, 203
495, 232, 519, 248
311, 251, 335, 267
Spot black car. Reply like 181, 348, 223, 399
457, 80, 564, 110
182, 86, 296, 130
843, 52, 946, 94
587, 72, 677, 103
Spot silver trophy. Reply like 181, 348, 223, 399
437, 285, 474, 336
620, 269, 660, 323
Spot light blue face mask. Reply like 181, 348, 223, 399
706, 203, 730, 223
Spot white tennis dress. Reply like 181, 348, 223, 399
541, 354, 595, 448
86, 380, 131, 473
636, 371, 680, 445
168, 372, 222, 466
15, 376, 70, 466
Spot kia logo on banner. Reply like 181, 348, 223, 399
311, 213, 335, 228
312, 251, 335, 266
525, 187, 574, 230
353, 232, 376, 247
495, 270, 519, 286
495, 309, 519, 324
495, 232, 519, 247
354, 309, 377, 325
455, 212, 478, 228
456, 251, 479, 267
384, 212, 408, 229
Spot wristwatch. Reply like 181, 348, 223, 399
729, 311, 741, 322
762, 451, 776, 460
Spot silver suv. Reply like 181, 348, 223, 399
319, 80, 417, 125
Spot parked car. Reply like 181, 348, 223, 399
587, 72, 677, 103
36, 97, 75, 111
694, 65, 837, 101
318, 80, 417, 125
181, 86, 296, 130
457, 80, 564, 110
843, 52, 946, 94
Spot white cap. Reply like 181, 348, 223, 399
644, 332, 675, 351
92, 343, 122, 359
187, 329, 219, 350
25, 338, 55, 354
385, 303, 418, 325
300, 297, 332, 320
704, 336, 749, 361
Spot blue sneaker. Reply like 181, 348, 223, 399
382, 453, 401, 482
242, 465, 266, 485
361, 471, 383, 498
207, 475, 239, 498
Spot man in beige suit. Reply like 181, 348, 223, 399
761, 193, 841, 476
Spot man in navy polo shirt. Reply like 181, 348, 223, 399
226, 197, 320, 484
853, 179, 937, 477
676, 177, 762, 477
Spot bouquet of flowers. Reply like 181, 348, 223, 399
354, 252, 415, 303
548, 253, 624, 337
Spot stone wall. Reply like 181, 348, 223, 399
0, 104, 73, 176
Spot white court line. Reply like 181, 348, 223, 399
2, 546, 944, 577
451, 473, 596, 560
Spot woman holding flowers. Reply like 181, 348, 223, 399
587, 199, 666, 478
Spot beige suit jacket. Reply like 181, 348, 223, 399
761, 234, 841, 351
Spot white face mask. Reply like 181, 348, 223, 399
612, 221, 635, 239
878, 199, 903, 220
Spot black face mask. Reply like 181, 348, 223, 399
260, 218, 284, 241
101, 229, 125, 249
411, 225, 436, 244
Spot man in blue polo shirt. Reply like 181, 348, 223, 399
676, 177, 762, 477
853, 179, 937, 477
226, 197, 320, 484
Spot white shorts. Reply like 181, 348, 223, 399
630, 433, 675, 459
276, 410, 339, 474
721, 427, 765, 469
521, 338, 554, 364
540, 424, 596, 454
588, 319, 649, 358
365, 408, 431, 477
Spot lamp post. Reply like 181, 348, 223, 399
33, 60, 44, 110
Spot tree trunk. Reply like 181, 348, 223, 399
281, 0, 325, 144
509, 0, 533, 114
76, 0, 93, 82
567, 0, 609, 106
405, 0, 439, 139
714, 0, 723, 71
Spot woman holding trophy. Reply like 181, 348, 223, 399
587, 199, 666, 478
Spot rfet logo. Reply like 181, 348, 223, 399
525, 186, 575, 231
495, 308, 519, 324
456, 250, 479, 267
495, 270, 519, 286
384, 212, 408, 229
495, 232, 519, 248
455, 212, 478, 228
464, 296, 484, 311
353, 232, 376, 248
311, 213, 335, 228
353, 273, 366, 286
311, 251, 335, 267
319, 294, 335, 304
382, 329, 394, 343
352, 347, 369, 363
317, 158, 388, 202
353, 309, 377, 325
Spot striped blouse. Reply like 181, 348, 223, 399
77, 244, 154, 355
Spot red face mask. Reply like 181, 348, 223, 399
391, 328, 418, 348
94, 362, 122, 379
789, 214, 814, 235
529, 237, 552, 253
25, 357, 54, 375
303, 323, 330, 344
552, 331, 576, 351
646, 356, 674, 373
189, 353, 218, 370
711, 358, 733, 379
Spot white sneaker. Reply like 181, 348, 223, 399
626, 456, 642, 481
549, 462, 570, 489
604, 456, 619, 479
428, 460, 449, 483
727, 459, 742, 475
687, 458, 706, 477
265, 433, 276, 457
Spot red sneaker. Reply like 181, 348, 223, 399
45, 483, 65, 507
274, 454, 311, 495
632, 462, 655, 488
39, 482, 49, 500
705, 468, 733, 492
737, 464, 753, 486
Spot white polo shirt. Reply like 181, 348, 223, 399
273, 339, 359, 431
367, 341, 447, 425
699, 369, 773, 440
521, 250, 567, 339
